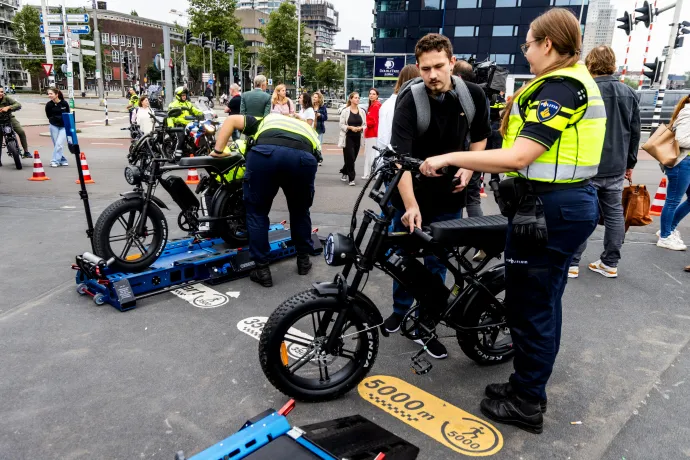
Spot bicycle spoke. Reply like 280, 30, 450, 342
108, 234, 128, 243
282, 334, 314, 349
323, 362, 330, 381
131, 237, 147, 254
117, 216, 130, 232
340, 348, 357, 361
287, 348, 317, 375
119, 238, 135, 258
311, 312, 319, 337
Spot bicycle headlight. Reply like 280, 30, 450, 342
323, 233, 356, 266
124, 165, 142, 185
203, 121, 216, 134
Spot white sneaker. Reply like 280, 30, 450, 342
50, 161, 59, 168
657, 229, 683, 243
568, 266, 579, 278
657, 236, 687, 251
362, 175, 369, 180
340, 174, 348, 182
349, 181, 356, 186
588, 259, 618, 278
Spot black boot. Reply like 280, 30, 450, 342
296, 254, 312, 275
480, 392, 544, 434
485, 382, 547, 413
250, 263, 273, 287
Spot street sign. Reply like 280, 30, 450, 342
66, 14, 89, 23
80, 39, 95, 47
95, 70, 101, 79
40, 25, 63, 34
68, 25, 91, 35
41, 37, 65, 46
268, 78, 273, 86
71, 39, 80, 49
81, 49, 96, 56
70, 54, 81, 63
662, 46, 670, 57
40, 13, 63, 23
61, 63, 68, 73
65, 72, 73, 77
41, 63, 53, 76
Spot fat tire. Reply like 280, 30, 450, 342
7, 139, 21, 170
212, 185, 249, 247
457, 271, 514, 365
93, 198, 168, 272
259, 289, 379, 402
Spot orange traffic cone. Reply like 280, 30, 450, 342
479, 174, 488, 198
75, 152, 95, 184
185, 154, 200, 185
650, 177, 667, 216
27, 151, 50, 181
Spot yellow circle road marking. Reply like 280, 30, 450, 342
357, 375, 503, 457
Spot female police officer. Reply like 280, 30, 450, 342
419, 8, 605, 433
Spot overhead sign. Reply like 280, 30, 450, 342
40, 13, 63, 23
40, 25, 63, 34
68, 25, 91, 35
374, 56, 405, 79
41, 37, 65, 46
66, 14, 89, 23
202, 73, 215, 83
41, 63, 53, 76
81, 49, 96, 56
71, 39, 80, 49
80, 39, 95, 47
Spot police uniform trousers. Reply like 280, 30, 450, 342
243, 145, 318, 264
504, 184, 598, 401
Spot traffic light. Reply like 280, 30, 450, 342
232, 65, 239, 82
212, 37, 218, 51
184, 29, 192, 45
635, 1, 654, 28
199, 32, 207, 47
617, 11, 633, 36
643, 57, 661, 83
123, 52, 130, 75
225, 43, 234, 54
676, 21, 690, 49
216, 39, 224, 52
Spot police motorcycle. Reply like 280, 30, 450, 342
258, 146, 512, 402
93, 133, 249, 272
0, 109, 23, 170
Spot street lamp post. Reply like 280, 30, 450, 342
169, 10, 189, 87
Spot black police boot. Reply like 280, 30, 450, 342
485, 382, 547, 413
297, 254, 312, 275
250, 263, 273, 287
480, 392, 544, 434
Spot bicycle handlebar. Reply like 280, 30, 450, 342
413, 227, 433, 243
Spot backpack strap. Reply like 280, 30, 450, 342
410, 81, 430, 136
451, 75, 475, 129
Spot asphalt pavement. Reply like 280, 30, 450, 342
0, 119, 688, 459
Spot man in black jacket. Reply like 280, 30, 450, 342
569, 46, 641, 279
386, 34, 491, 359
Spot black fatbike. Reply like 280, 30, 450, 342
259, 146, 513, 401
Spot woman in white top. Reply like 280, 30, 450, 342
297, 92, 315, 128
135, 95, 156, 134
377, 64, 421, 149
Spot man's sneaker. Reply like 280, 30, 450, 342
362, 175, 369, 180
60, 160, 69, 167
472, 249, 487, 262
414, 337, 448, 359
480, 393, 544, 434
249, 263, 273, 287
567, 266, 579, 278
50, 161, 59, 168
296, 254, 312, 275
588, 259, 618, 278
22, 152, 33, 159
485, 382, 547, 413
383, 312, 404, 333
657, 229, 683, 243
657, 236, 687, 251
349, 181, 356, 186
341, 174, 348, 182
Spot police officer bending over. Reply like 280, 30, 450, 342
419, 8, 605, 433
213, 113, 321, 287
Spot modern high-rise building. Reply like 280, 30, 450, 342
238, 0, 290, 15
581, 0, 615, 58
372, 0, 589, 74
3, 0, 29, 88
301, 0, 340, 50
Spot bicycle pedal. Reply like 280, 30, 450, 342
410, 355, 432, 375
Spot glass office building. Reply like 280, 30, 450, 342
372, 0, 588, 74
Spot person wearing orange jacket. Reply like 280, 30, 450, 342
362, 88, 382, 179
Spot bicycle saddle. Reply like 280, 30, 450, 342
429, 215, 508, 256
178, 154, 244, 170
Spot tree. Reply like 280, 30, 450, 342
187, 0, 245, 92
316, 60, 344, 92
258, 2, 312, 85
12, 6, 44, 87
685, 71, 690, 89
623, 78, 639, 90
131, 10, 139, 16
301, 56, 318, 91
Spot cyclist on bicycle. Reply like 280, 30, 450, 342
0, 87, 32, 158
167, 86, 204, 155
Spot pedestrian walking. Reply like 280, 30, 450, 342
377, 65, 420, 150
45, 87, 70, 168
569, 45, 641, 278
338, 92, 366, 186
312, 92, 328, 165
419, 8, 606, 433
270, 84, 295, 117
362, 88, 381, 179
657, 94, 690, 251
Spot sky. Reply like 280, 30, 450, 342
27, 0, 690, 73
